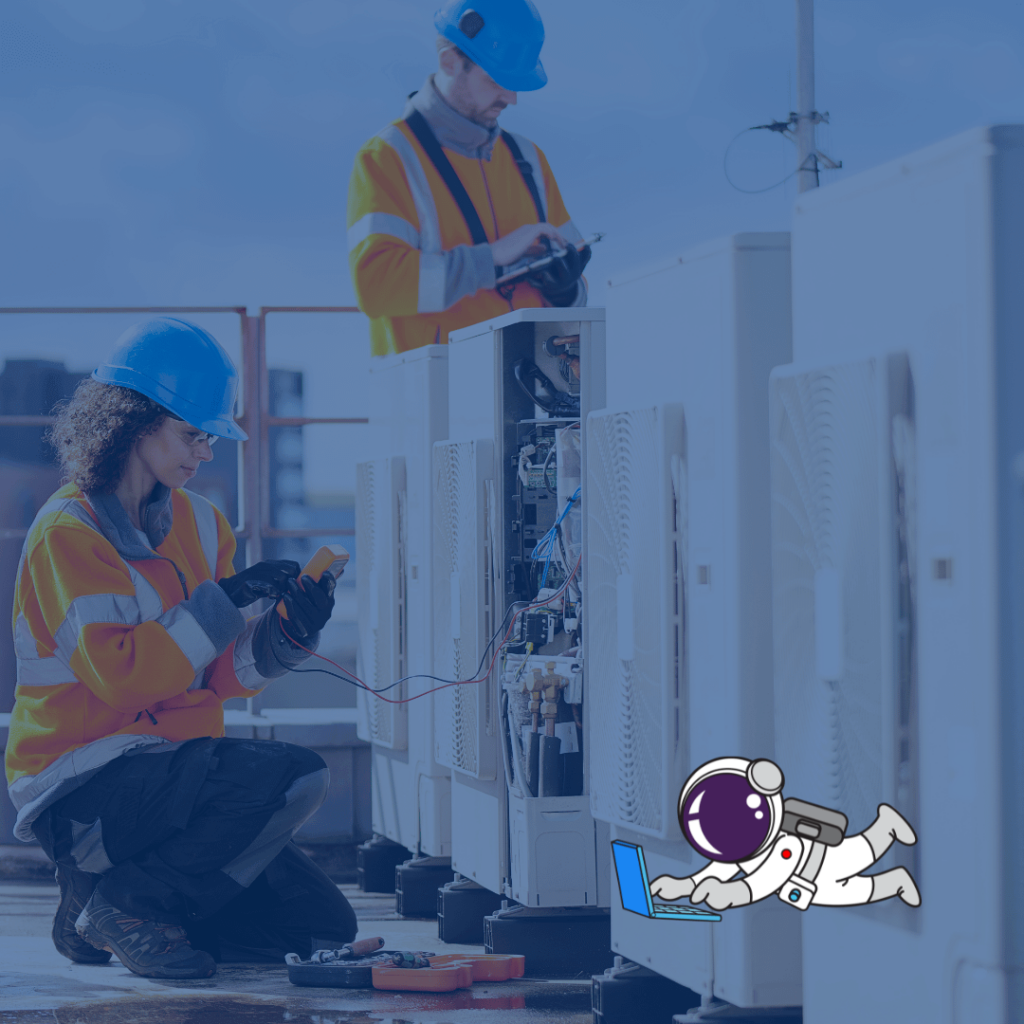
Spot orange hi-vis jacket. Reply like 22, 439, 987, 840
348, 77, 587, 356
4, 483, 314, 842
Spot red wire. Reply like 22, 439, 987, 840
279, 555, 582, 704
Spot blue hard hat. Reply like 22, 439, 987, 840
435, 0, 547, 92
93, 317, 248, 441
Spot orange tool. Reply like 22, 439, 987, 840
371, 962, 473, 991
427, 953, 526, 981
277, 545, 349, 619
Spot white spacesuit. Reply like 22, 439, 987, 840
649, 757, 921, 912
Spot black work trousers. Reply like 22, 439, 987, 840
33, 736, 358, 962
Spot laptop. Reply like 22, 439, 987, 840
611, 840, 722, 922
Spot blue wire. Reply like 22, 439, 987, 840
533, 488, 580, 589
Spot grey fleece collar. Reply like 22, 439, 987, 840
403, 75, 500, 161
86, 486, 174, 561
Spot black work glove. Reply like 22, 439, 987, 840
279, 573, 336, 640
218, 560, 300, 607
527, 243, 591, 306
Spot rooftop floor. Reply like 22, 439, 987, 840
0, 878, 594, 1024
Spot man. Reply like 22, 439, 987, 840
348, 0, 591, 355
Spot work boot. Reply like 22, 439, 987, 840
52, 864, 112, 964
75, 889, 217, 979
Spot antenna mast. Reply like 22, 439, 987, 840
795, 0, 820, 192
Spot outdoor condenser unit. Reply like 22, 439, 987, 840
777, 126, 1024, 1024
599, 233, 796, 1008
441, 307, 608, 909
358, 346, 451, 857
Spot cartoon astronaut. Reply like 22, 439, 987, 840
649, 757, 921, 912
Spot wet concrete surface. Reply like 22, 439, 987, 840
0, 883, 593, 1023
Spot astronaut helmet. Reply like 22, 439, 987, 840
677, 757, 785, 863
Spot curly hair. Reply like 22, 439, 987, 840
47, 379, 168, 494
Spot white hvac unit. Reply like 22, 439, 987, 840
444, 307, 610, 906
356, 456, 408, 752
363, 346, 450, 857
600, 234, 796, 1009
769, 355, 917, 904
779, 126, 1024, 1024
586, 404, 687, 839
432, 438, 497, 781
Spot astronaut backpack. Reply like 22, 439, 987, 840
781, 798, 848, 847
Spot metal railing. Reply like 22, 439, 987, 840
0, 305, 368, 561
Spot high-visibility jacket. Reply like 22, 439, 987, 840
4, 483, 309, 841
348, 80, 586, 355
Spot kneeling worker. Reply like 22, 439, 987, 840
4, 317, 356, 978
349, 0, 591, 354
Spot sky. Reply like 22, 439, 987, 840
3, 0, 1024, 488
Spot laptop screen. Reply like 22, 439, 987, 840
611, 841, 656, 916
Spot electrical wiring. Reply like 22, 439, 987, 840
283, 554, 582, 704
532, 487, 580, 589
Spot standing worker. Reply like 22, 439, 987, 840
348, 0, 591, 355
4, 318, 357, 979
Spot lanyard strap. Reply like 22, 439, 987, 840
404, 111, 548, 249
500, 130, 546, 223
405, 110, 489, 245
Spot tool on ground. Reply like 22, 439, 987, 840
285, 947, 436, 989
495, 233, 604, 286
306, 936, 385, 963
277, 545, 349, 619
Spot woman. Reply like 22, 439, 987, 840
4, 317, 356, 979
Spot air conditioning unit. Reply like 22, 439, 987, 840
769, 355, 917, 929
356, 456, 408, 751
432, 438, 497, 780
586, 403, 687, 839
779, 126, 1024, 1024
601, 234, 795, 1008
444, 307, 610, 906
362, 346, 451, 857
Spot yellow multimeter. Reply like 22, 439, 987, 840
277, 545, 349, 619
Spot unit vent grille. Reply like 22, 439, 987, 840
355, 458, 408, 750
432, 439, 496, 779
770, 358, 914, 834
586, 404, 687, 838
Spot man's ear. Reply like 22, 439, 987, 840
438, 45, 460, 78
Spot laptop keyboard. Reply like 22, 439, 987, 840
654, 903, 720, 918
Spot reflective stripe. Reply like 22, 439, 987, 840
184, 491, 220, 579
15, 613, 78, 686
417, 252, 448, 314
33, 496, 101, 532
557, 218, 585, 246
125, 563, 165, 622
232, 618, 272, 693
16, 654, 79, 688
54, 592, 145, 661
348, 211, 420, 252
156, 603, 218, 673
378, 124, 442, 254
506, 132, 547, 223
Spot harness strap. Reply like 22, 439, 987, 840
404, 110, 488, 246
795, 840, 827, 885
501, 131, 546, 223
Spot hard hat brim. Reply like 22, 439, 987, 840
92, 366, 249, 442
489, 58, 547, 92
